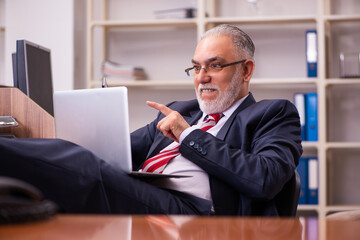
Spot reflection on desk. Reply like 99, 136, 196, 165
0, 214, 359, 240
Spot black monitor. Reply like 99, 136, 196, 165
12, 40, 54, 116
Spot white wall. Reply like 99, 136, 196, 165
3, 0, 75, 91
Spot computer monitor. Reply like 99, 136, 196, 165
13, 40, 54, 116
11, 52, 18, 89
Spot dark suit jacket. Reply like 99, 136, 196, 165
131, 92, 303, 216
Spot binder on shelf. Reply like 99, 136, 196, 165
306, 30, 318, 78
307, 157, 318, 204
297, 157, 308, 204
294, 93, 306, 140
305, 92, 318, 141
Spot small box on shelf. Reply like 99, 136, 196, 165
340, 52, 360, 78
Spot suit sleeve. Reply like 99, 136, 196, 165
179, 100, 303, 200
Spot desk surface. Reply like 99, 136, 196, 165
1, 214, 360, 240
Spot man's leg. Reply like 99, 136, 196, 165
0, 138, 211, 215
99, 161, 212, 214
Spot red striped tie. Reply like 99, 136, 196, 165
141, 113, 223, 173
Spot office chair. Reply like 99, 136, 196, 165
274, 170, 301, 217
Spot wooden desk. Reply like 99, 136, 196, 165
1, 215, 359, 240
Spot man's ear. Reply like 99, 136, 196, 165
242, 59, 255, 82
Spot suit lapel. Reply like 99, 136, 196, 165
216, 92, 256, 140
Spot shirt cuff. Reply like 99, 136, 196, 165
179, 126, 198, 143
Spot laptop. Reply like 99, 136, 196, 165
53, 87, 188, 179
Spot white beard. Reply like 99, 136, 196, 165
196, 70, 242, 114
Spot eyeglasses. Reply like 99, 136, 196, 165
185, 59, 247, 77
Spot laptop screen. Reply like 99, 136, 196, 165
53, 87, 132, 173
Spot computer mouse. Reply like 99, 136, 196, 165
0, 176, 58, 224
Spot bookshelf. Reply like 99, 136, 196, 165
86, 0, 360, 218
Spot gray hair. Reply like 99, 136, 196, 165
201, 24, 255, 59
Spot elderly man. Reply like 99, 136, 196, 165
0, 24, 302, 216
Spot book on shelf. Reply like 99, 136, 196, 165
293, 92, 318, 141
154, 8, 197, 19
306, 30, 318, 78
296, 156, 318, 205
102, 60, 147, 81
